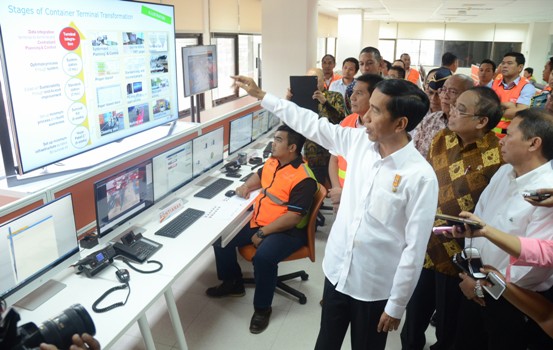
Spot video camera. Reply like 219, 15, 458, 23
0, 303, 96, 350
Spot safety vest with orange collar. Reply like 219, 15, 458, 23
251, 156, 316, 229
492, 77, 530, 138
406, 68, 421, 86
336, 113, 360, 187
324, 73, 342, 90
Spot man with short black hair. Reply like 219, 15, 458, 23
492, 52, 536, 138
441, 52, 459, 73
328, 74, 384, 211
343, 47, 383, 115
478, 59, 496, 87
205, 124, 318, 334
389, 66, 406, 80
321, 54, 341, 89
455, 109, 553, 350
233, 75, 438, 350
329, 57, 359, 98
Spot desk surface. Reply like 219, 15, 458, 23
14, 137, 272, 349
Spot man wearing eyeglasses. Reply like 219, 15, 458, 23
401, 86, 504, 350
491, 52, 536, 139
412, 74, 473, 157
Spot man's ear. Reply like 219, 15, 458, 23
528, 136, 543, 153
475, 116, 489, 130
395, 116, 408, 132
288, 143, 297, 154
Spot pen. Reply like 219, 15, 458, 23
464, 165, 471, 175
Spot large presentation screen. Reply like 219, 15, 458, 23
0, 0, 179, 174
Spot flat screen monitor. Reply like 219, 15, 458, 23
268, 111, 281, 130
94, 159, 154, 237
192, 127, 224, 177
0, 194, 79, 307
0, 0, 179, 174
228, 113, 253, 155
252, 110, 269, 141
182, 45, 218, 97
152, 140, 193, 201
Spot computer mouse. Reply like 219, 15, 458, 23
225, 190, 236, 197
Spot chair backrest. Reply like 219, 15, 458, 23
238, 184, 327, 263
302, 185, 327, 262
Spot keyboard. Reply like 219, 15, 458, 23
240, 172, 254, 182
194, 178, 234, 199
155, 208, 205, 238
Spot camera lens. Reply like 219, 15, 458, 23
26, 304, 96, 349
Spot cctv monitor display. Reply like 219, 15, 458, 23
192, 127, 224, 177
153, 140, 193, 201
252, 110, 269, 141
182, 45, 218, 97
94, 159, 154, 237
0, 0, 179, 174
228, 113, 253, 155
0, 194, 79, 307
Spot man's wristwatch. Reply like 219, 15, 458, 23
474, 279, 485, 298
256, 229, 266, 239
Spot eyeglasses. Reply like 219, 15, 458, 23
438, 87, 459, 96
450, 104, 479, 118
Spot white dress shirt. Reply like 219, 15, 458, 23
329, 78, 348, 99
262, 93, 439, 319
471, 162, 553, 291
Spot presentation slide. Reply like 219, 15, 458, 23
0, 0, 178, 174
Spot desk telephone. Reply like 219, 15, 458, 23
75, 231, 163, 277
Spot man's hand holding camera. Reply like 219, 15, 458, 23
40, 333, 100, 350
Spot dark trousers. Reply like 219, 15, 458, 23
401, 268, 462, 350
315, 278, 388, 350
213, 224, 306, 309
454, 293, 528, 350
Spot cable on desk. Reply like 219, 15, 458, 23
92, 265, 131, 313
119, 257, 163, 274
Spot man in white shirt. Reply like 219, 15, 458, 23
232, 76, 439, 350
455, 109, 553, 350
329, 57, 359, 99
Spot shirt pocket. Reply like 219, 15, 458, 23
367, 188, 401, 227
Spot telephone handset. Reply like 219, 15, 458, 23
112, 230, 162, 263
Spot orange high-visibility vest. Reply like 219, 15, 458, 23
251, 157, 315, 229
406, 68, 420, 85
336, 113, 359, 187
492, 77, 529, 138
324, 73, 342, 90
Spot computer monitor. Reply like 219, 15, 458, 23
252, 110, 269, 141
0, 194, 79, 308
152, 140, 193, 201
192, 127, 224, 177
228, 113, 253, 155
268, 111, 281, 130
94, 160, 154, 237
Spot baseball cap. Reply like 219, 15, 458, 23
428, 67, 452, 90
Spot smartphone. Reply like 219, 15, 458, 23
432, 226, 453, 235
435, 213, 483, 230
452, 248, 486, 279
463, 248, 487, 279
522, 190, 552, 202
483, 271, 506, 300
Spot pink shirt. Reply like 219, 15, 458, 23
510, 237, 553, 268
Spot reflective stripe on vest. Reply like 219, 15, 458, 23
492, 78, 529, 138
337, 114, 359, 187
251, 157, 315, 229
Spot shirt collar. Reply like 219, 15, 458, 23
377, 139, 417, 168
501, 76, 521, 89
508, 161, 553, 191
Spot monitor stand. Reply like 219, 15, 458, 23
15, 280, 67, 311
